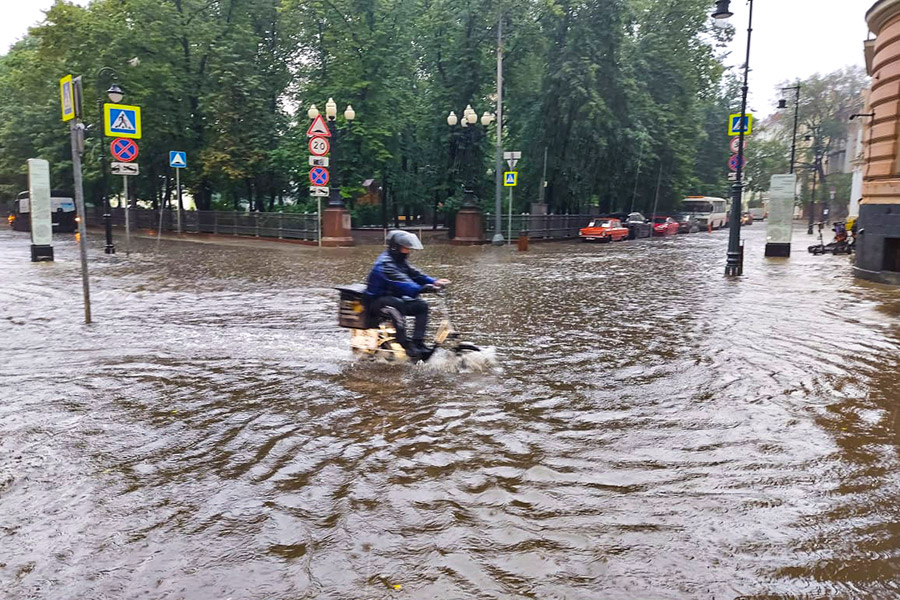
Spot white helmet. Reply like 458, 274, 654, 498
387, 230, 424, 251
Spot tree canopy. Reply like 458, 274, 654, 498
0, 0, 741, 219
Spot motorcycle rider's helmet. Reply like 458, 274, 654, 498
386, 230, 424, 260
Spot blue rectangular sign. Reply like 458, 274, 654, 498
169, 151, 187, 168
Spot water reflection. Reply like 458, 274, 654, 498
0, 226, 899, 599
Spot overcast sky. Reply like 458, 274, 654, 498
1, 0, 871, 119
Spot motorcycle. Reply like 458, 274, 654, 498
808, 221, 853, 255
336, 283, 482, 363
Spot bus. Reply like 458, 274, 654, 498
680, 196, 728, 229
8, 190, 77, 233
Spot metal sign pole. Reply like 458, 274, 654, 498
176, 168, 182, 235
156, 184, 165, 248
123, 175, 131, 257
317, 197, 322, 247
69, 120, 92, 324
508, 187, 513, 244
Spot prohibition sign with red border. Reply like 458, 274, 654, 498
308, 136, 330, 157
309, 166, 330, 186
111, 138, 139, 162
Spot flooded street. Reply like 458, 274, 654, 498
2, 225, 899, 599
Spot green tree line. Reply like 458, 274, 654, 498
0, 0, 739, 222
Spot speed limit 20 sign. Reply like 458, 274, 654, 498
308, 136, 330, 156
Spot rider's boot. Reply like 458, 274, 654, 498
412, 339, 434, 361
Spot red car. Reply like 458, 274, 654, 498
579, 218, 630, 242
651, 216, 679, 236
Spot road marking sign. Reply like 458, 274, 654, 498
727, 113, 753, 136
309, 186, 330, 197
309, 136, 330, 156
104, 103, 142, 139
111, 162, 139, 176
309, 167, 330, 186
504, 171, 517, 187
728, 153, 746, 172
169, 151, 187, 168
503, 151, 521, 170
110, 138, 139, 162
309, 156, 330, 167
307, 114, 331, 137
60, 75, 75, 122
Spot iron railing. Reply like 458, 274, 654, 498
87, 207, 320, 241
484, 214, 592, 240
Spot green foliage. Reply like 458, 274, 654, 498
0, 0, 778, 219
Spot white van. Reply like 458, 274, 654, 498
681, 196, 728, 229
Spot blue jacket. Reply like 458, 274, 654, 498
365, 251, 436, 299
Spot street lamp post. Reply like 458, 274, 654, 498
712, 0, 751, 276
96, 67, 124, 254
804, 129, 822, 234
307, 99, 355, 246
309, 98, 355, 208
447, 105, 494, 209
778, 84, 801, 174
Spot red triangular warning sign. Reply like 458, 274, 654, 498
306, 114, 331, 138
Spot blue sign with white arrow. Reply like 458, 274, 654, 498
169, 151, 187, 168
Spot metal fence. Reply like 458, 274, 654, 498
484, 214, 592, 240
87, 207, 320, 241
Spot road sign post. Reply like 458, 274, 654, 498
168, 152, 187, 235
503, 153, 521, 245
63, 77, 92, 322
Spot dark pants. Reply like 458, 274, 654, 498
367, 296, 429, 345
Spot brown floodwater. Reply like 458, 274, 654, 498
1, 224, 899, 599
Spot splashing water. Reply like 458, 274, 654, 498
419, 346, 499, 373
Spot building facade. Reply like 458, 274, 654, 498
857, 0, 900, 284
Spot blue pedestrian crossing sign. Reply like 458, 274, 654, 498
504, 171, 518, 187
104, 103, 142, 139
727, 113, 753, 136
169, 151, 187, 168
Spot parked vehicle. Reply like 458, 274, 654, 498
651, 216, 679, 236
674, 213, 701, 234
579, 217, 630, 242
8, 190, 77, 233
681, 196, 728, 229
808, 221, 853, 255
749, 207, 766, 221
598, 212, 652, 239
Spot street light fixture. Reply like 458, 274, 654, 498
307, 104, 319, 120
107, 84, 125, 104
447, 105, 492, 209
711, 0, 733, 19
710, 0, 752, 276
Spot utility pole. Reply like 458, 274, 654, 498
492, 16, 504, 245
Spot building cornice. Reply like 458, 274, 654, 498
868, 0, 900, 35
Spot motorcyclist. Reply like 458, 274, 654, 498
364, 230, 451, 359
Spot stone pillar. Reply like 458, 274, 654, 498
321, 206, 353, 247
452, 206, 485, 245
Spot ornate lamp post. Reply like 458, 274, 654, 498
447, 105, 494, 244
308, 98, 355, 208
447, 105, 494, 208
712, 0, 751, 276
97, 68, 124, 254
307, 99, 355, 246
